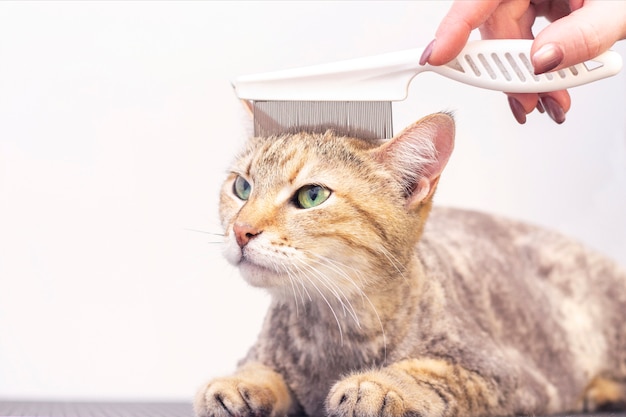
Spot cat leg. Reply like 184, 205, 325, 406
581, 375, 626, 412
326, 358, 504, 417
194, 361, 297, 417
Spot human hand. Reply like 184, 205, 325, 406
421, 0, 626, 124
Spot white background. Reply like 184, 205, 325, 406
1, 1, 625, 402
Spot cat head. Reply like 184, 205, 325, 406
219, 113, 454, 299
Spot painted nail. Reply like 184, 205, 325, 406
536, 100, 545, 114
532, 43, 564, 75
508, 96, 527, 124
419, 39, 436, 66
540, 96, 566, 124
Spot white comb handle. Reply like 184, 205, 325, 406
233, 39, 622, 101
429, 39, 623, 93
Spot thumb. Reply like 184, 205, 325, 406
532, 1, 626, 74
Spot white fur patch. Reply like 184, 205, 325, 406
559, 298, 607, 380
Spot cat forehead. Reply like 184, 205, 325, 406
238, 133, 381, 178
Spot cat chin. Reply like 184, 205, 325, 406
238, 261, 284, 289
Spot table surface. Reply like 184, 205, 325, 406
0, 400, 195, 417
0, 400, 624, 417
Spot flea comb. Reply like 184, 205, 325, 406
233, 39, 622, 139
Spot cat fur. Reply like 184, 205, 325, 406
195, 113, 626, 417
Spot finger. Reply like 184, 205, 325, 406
547, 89, 571, 114
506, 90, 571, 125
427, 0, 502, 65
479, 0, 536, 40
507, 92, 542, 124
538, 90, 571, 124
532, 1, 626, 74
531, 0, 572, 22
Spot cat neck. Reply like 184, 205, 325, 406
265, 255, 426, 352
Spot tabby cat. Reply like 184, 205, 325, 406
195, 113, 626, 417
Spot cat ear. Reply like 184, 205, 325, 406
372, 112, 455, 208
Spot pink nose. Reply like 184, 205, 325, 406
233, 223, 262, 248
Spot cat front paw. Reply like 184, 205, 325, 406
194, 363, 294, 417
326, 375, 406, 417
326, 370, 446, 417
194, 377, 278, 417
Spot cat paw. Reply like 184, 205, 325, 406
194, 363, 294, 417
326, 370, 446, 417
195, 374, 292, 417
194, 377, 273, 417
327, 376, 406, 417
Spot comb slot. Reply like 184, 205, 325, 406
504, 52, 526, 82
457, 50, 607, 86
478, 54, 497, 79
518, 53, 541, 82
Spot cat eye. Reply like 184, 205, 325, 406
295, 185, 331, 209
233, 175, 251, 200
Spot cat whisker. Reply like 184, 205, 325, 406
284, 266, 306, 316
298, 260, 361, 328
362, 291, 387, 365
295, 259, 356, 314
287, 261, 315, 306
183, 228, 225, 244
377, 244, 407, 281
291, 264, 314, 304
307, 253, 388, 364
182, 227, 225, 236
285, 273, 300, 315
300, 257, 362, 327
308, 254, 366, 294
307, 253, 371, 310
291, 260, 345, 345
255, 257, 302, 313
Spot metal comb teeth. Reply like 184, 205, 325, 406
252, 101, 393, 139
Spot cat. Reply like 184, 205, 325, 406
194, 112, 626, 417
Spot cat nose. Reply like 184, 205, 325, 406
233, 223, 262, 248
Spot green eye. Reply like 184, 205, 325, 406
296, 185, 331, 209
233, 175, 251, 200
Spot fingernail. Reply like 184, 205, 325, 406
536, 100, 545, 113
419, 39, 435, 66
540, 96, 566, 124
508, 96, 527, 124
532, 43, 564, 75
